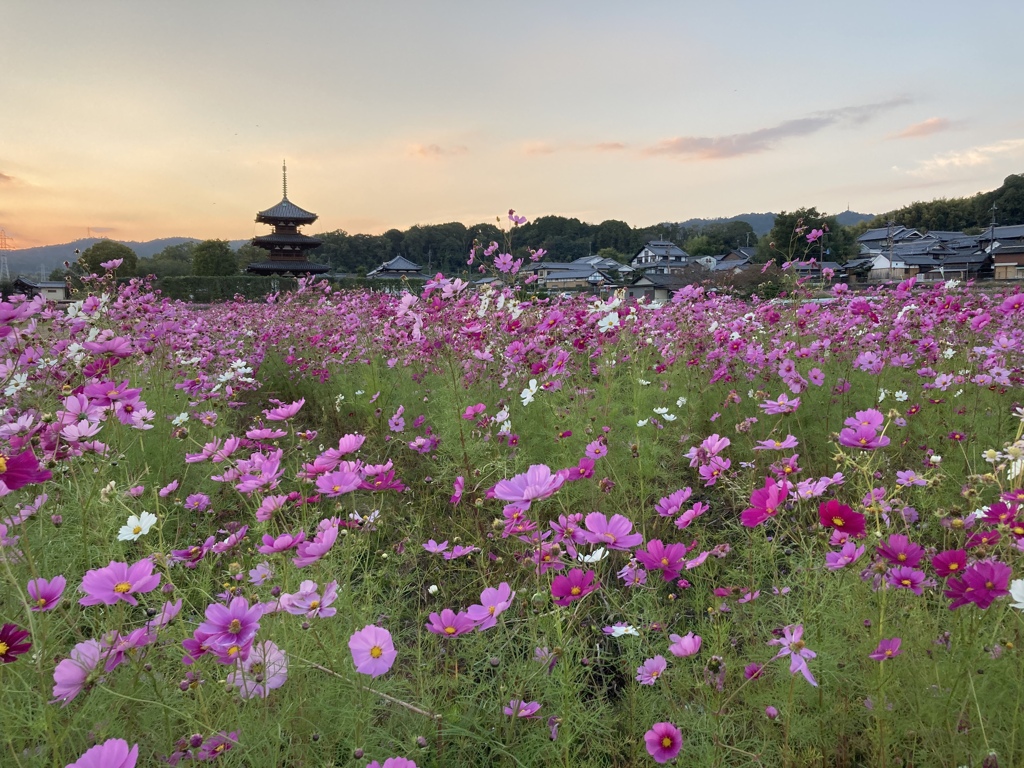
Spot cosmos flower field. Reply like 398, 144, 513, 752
3, 256, 1024, 767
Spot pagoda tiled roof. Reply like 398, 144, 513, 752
252, 232, 323, 249
246, 260, 329, 275
256, 197, 318, 224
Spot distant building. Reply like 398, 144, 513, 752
12, 278, 70, 302
630, 240, 695, 274
247, 162, 329, 276
366, 255, 426, 280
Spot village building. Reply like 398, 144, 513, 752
366, 254, 426, 279
12, 278, 70, 302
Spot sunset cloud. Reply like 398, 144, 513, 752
889, 117, 954, 139
644, 98, 912, 160
592, 142, 627, 152
0, 172, 14, 184
408, 143, 468, 159
522, 141, 557, 156
908, 138, 1024, 177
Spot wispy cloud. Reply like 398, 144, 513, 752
908, 138, 1024, 177
644, 98, 912, 160
889, 117, 955, 140
408, 143, 468, 159
0, 171, 14, 184
523, 141, 557, 156
592, 142, 627, 152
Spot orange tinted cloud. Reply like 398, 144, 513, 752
408, 143, 468, 158
0, 172, 15, 184
890, 117, 952, 139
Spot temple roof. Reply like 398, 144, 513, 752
252, 232, 323, 249
256, 198, 318, 225
247, 260, 330, 275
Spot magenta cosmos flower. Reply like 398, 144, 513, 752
226, 640, 288, 699
493, 464, 566, 511
635, 540, 688, 581
195, 596, 261, 659
869, 638, 902, 661
367, 759, 418, 768
818, 500, 865, 538
66, 738, 138, 768
740, 478, 788, 528
504, 699, 541, 718
79, 559, 161, 607
425, 609, 475, 638
636, 655, 668, 685
667, 632, 701, 658
52, 639, 104, 705
0, 623, 31, 663
27, 575, 66, 611
644, 722, 683, 763
551, 568, 599, 606
0, 449, 52, 492
583, 512, 643, 550
348, 625, 398, 677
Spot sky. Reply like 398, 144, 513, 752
3, 0, 1024, 248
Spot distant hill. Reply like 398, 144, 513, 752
4, 237, 249, 278
674, 211, 874, 237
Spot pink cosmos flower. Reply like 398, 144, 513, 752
635, 540, 688, 581
425, 609, 476, 638
667, 632, 701, 657
504, 699, 541, 718
450, 476, 464, 505
740, 478, 788, 528
263, 398, 304, 421
768, 624, 818, 687
877, 534, 924, 567
282, 580, 338, 619
886, 566, 926, 595
931, 549, 967, 579
27, 575, 66, 611
79, 559, 161, 607
825, 542, 865, 570
52, 639, 104, 705
759, 394, 800, 415
0, 449, 52, 493
66, 738, 138, 768
493, 464, 566, 512
226, 640, 288, 699
466, 583, 516, 631
838, 424, 890, 450
753, 435, 799, 451
582, 512, 643, 550
550, 568, 599, 606
818, 500, 866, 538
367, 759, 418, 768
258, 531, 307, 554
443, 544, 479, 560
655, 487, 693, 517
869, 638, 902, 661
644, 722, 683, 764
293, 519, 339, 568
349, 625, 398, 677
636, 655, 667, 685
195, 596, 261, 662
585, 439, 608, 460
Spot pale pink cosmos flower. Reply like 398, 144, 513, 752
348, 625, 397, 677
26, 575, 66, 611
79, 559, 161, 607
263, 398, 305, 421
66, 737, 138, 768
504, 699, 541, 718
636, 655, 667, 685
226, 640, 288, 699
668, 632, 701, 657
466, 583, 515, 630
493, 465, 567, 512
582, 512, 643, 550
768, 624, 818, 687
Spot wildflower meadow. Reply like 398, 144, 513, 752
4, 226, 1024, 768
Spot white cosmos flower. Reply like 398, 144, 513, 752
894, 391, 908, 402
663, 413, 677, 422
1009, 579, 1024, 611
608, 625, 639, 638
637, 419, 649, 427
678, 396, 689, 407
171, 412, 189, 427
597, 312, 620, 332
118, 511, 157, 541
579, 547, 607, 563
653, 407, 669, 415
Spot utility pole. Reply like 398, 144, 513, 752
989, 203, 998, 255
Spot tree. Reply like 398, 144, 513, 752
762, 208, 857, 264
191, 240, 237, 276
234, 244, 264, 273
77, 241, 138, 276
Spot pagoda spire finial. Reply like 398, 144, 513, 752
282, 159, 288, 199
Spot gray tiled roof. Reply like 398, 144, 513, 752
247, 260, 329, 275
256, 198, 318, 224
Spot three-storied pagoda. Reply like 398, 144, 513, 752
247, 162, 329, 276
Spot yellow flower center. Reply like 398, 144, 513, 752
0, 456, 7, 473
660, 557, 669, 566
0, 641, 8, 655
901, 579, 912, 587
370, 645, 383, 658
444, 626, 456, 635
488, 606, 496, 615
226, 645, 241, 657
791, 640, 805, 652
332, 485, 341, 492
132, 526, 142, 534
309, 600, 320, 610
948, 562, 959, 571
884, 649, 893, 657
897, 553, 907, 562
570, 586, 581, 596
832, 516, 845, 526
113, 582, 132, 593
107, 389, 120, 397
228, 619, 242, 634
661, 736, 673, 748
